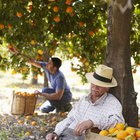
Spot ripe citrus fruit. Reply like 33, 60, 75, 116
53, 6, 59, 12
66, 6, 73, 13
108, 127, 117, 134
53, 16, 60, 22
16, 12, 23, 18
99, 130, 109, 136
125, 126, 135, 135
115, 123, 125, 130
136, 130, 140, 138
31, 121, 37, 126
116, 130, 128, 139
0, 23, 4, 29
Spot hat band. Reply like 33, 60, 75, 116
93, 72, 112, 83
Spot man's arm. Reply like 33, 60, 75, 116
34, 89, 64, 100
28, 59, 42, 68
74, 120, 93, 136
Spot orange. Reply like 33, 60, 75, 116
53, 16, 60, 22
53, 6, 59, 12
0, 23, 4, 29
37, 50, 43, 55
89, 31, 94, 36
17, 120, 24, 124
8, 24, 13, 29
31, 121, 37, 126
79, 22, 84, 27
125, 126, 136, 135
108, 127, 117, 134
65, 0, 72, 5
99, 130, 109, 136
66, 6, 73, 13
116, 130, 128, 139
31, 39, 36, 45
136, 130, 140, 138
16, 12, 23, 18
115, 123, 125, 130
25, 115, 32, 120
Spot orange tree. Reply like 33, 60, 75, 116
0, 0, 140, 83
0, 0, 107, 81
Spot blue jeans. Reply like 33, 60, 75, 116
40, 87, 72, 113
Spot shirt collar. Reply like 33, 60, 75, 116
86, 92, 108, 105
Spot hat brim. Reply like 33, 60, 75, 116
86, 72, 117, 87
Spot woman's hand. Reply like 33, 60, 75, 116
74, 120, 93, 136
46, 132, 58, 140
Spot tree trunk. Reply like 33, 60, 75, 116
31, 72, 38, 85
105, 0, 138, 127
43, 50, 50, 87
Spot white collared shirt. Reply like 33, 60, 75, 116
54, 93, 125, 136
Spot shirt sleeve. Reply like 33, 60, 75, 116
98, 114, 124, 130
37, 61, 47, 70
89, 102, 125, 130
55, 76, 65, 91
54, 98, 83, 136
54, 116, 75, 136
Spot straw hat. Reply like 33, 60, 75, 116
86, 64, 117, 87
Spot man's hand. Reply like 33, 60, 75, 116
46, 132, 58, 140
74, 120, 93, 136
34, 90, 42, 95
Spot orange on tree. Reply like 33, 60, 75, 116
37, 49, 43, 55
66, 6, 73, 13
31, 39, 37, 45
89, 31, 94, 36
78, 22, 84, 27
16, 12, 23, 18
8, 24, 13, 29
65, 0, 72, 5
53, 6, 59, 12
99, 130, 109, 136
53, 16, 60, 22
0, 23, 5, 29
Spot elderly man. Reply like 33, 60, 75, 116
46, 64, 125, 140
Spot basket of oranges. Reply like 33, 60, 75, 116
11, 91, 38, 115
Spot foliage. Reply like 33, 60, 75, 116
0, 0, 140, 82
131, 2, 140, 72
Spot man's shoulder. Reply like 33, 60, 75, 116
107, 93, 120, 103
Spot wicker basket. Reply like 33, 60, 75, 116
11, 91, 38, 115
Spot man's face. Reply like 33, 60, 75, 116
46, 60, 55, 72
90, 83, 109, 98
